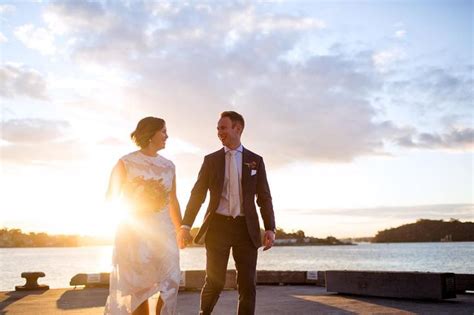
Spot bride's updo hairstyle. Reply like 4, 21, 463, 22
131, 116, 165, 148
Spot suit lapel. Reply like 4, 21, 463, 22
241, 147, 251, 197
215, 148, 226, 198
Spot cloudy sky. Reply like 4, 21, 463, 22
1, 0, 472, 238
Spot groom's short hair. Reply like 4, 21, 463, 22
221, 111, 245, 131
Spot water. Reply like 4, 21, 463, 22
1, 242, 472, 291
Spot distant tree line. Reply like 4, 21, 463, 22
0, 228, 111, 247
0, 225, 360, 248
374, 219, 474, 243
343, 237, 374, 243
273, 228, 350, 245
275, 228, 306, 239
186, 227, 350, 246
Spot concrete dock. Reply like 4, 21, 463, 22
1, 286, 474, 314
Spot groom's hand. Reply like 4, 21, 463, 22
178, 228, 192, 249
263, 230, 275, 251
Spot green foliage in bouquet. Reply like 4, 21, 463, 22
124, 176, 169, 215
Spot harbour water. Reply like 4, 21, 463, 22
1, 242, 473, 291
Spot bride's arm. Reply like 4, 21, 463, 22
169, 175, 182, 231
106, 160, 126, 200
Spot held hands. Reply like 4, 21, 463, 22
177, 228, 193, 249
263, 230, 275, 251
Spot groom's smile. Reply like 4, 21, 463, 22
217, 116, 242, 149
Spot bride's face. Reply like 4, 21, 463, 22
149, 125, 168, 150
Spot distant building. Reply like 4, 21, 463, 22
440, 234, 452, 242
274, 238, 297, 245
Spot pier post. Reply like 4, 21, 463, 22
326, 270, 456, 299
15, 272, 49, 291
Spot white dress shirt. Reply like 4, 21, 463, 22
216, 144, 244, 217
181, 144, 245, 230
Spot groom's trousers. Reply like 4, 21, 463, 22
200, 214, 258, 315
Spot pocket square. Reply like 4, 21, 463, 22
251, 170, 257, 176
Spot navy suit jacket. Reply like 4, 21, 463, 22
183, 147, 275, 248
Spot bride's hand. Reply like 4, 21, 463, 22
177, 228, 192, 249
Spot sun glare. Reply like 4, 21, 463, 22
96, 199, 131, 236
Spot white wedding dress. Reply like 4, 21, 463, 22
105, 151, 180, 315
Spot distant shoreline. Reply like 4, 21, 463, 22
4, 241, 474, 249
0, 227, 353, 248
0, 243, 353, 248
3, 219, 472, 248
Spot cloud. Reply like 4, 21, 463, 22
280, 203, 474, 237
14, 24, 56, 55
416, 67, 473, 106
0, 119, 85, 163
396, 127, 474, 150
0, 32, 7, 43
0, 64, 48, 99
98, 137, 127, 146
377, 63, 473, 153
43, 0, 107, 35
40, 1, 470, 165
394, 30, 406, 39
0, 4, 15, 15
1, 140, 84, 163
291, 203, 474, 221
1, 119, 70, 143
372, 48, 406, 72
44, 1, 326, 66
226, 6, 326, 34
43, 2, 392, 163
385, 65, 473, 121
44, 1, 146, 64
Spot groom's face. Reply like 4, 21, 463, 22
217, 117, 241, 148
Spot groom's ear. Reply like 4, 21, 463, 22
235, 122, 244, 135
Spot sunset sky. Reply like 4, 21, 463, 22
1, 0, 472, 238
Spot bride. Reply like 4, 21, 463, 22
104, 117, 182, 315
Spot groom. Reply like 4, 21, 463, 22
178, 111, 276, 315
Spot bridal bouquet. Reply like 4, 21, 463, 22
123, 176, 169, 215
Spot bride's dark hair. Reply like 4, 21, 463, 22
131, 117, 165, 148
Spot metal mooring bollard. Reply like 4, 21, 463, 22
15, 272, 50, 291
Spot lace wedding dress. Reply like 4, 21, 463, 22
105, 151, 180, 314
